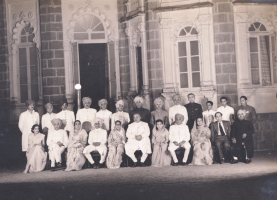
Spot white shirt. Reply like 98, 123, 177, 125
88, 128, 107, 145
57, 110, 75, 132
202, 109, 216, 127
18, 110, 40, 151
76, 108, 97, 125
169, 105, 188, 125
96, 109, 112, 131
111, 111, 130, 130
41, 113, 56, 131
217, 121, 226, 135
47, 129, 69, 148
126, 121, 150, 140
217, 106, 234, 122
169, 124, 190, 143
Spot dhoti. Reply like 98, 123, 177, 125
125, 138, 151, 163
168, 142, 191, 163
48, 144, 65, 167
83, 145, 107, 164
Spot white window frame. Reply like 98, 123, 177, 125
176, 34, 201, 90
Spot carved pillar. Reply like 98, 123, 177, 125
125, 26, 137, 95
10, 44, 19, 103
64, 41, 75, 111
235, 12, 252, 88
159, 18, 175, 92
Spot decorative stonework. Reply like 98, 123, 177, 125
247, 14, 275, 33
67, 5, 114, 42
171, 20, 200, 38
235, 13, 248, 23
159, 18, 172, 29
12, 20, 38, 47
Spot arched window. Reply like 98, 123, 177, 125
18, 25, 39, 103
73, 14, 106, 40
248, 22, 276, 85
177, 26, 200, 88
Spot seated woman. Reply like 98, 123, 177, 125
47, 119, 69, 171
23, 124, 47, 174
150, 97, 169, 129
83, 118, 108, 169
125, 113, 151, 167
65, 120, 88, 171
151, 119, 171, 167
190, 117, 213, 165
106, 120, 126, 169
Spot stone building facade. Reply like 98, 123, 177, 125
0, 0, 277, 151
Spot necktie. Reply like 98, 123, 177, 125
219, 122, 225, 136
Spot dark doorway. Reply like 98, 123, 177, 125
78, 43, 108, 110
136, 46, 143, 94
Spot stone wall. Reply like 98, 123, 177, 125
145, 0, 163, 105
39, 0, 65, 109
0, 0, 9, 123
254, 113, 277, 151
117, 0, 130, 98
213, 0, 238, 107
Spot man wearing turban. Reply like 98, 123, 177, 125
96, 99, 112, 132
41, 102, 56, 137
76, 97, 97, 133
83, 117, 108, 169
129, 96, 150, 126
111, 100, 130, 130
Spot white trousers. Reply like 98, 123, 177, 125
125, 139, 151, 163
168, 142, 191, 163
49, 144, 65, 167
83, 145, 107, 164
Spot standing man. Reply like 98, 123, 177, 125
57, 100, 75, 136
217, 97, 234, 124
236, 96, 257, 124
129, 96, 150, 125
202, 101, 216, 127
41, 102, 56, 137
210, 112, 231, 164
184, 93, 203, 131
230, 109, 255, 164
169, 94, 188, 125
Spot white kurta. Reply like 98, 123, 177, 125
41, 113, 56, 131
96, 109, 112, 131
110, 111, 130, 130
57, 110, 75, 132
76, 108, 97, 125
83, 128, 107, 155
125, 121, 151, 154
18, 110, 40, 151
168, 124, 191, 151
202, 109, 217, 127
217, 106, 234, 122
169, 105, 188, 125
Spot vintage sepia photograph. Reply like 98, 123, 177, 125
0, 0, 277, 199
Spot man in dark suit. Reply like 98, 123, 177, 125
185, 93, 203, 131
230, 109, 254, 164
210, 112, 231, 164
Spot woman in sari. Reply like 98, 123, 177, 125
190, 117, 213, 165
151, 119, 171, 167
23, 124, 47, 174
106, 120, 126, 169
65, 120, 88, 171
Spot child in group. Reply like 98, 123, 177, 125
83, 117, 108, 169
168, 114, 191, 166
96, 99, 112, 132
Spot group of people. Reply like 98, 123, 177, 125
18, 93, 257, 174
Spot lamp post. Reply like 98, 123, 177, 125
75, 84, 82, 110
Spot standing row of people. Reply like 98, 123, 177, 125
19, 93, 257, 173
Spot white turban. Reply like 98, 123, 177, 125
98, 99, 108, 106
134, 96, 144, 104
82, 97, 92, 104
154, 97, 164, 106
45, 102, 53, 109
115, 100, 124, 108
51, 118, 62, 126
93, 117, 103, 125
172, 93, 181, 100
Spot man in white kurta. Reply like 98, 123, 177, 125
202, 101, 216, 127
47, 119, 69, 170
57, 101, 75, 133
125, 113, 151, 166
217, 97, 235, 124
83, 118, 107, 168
18, 100, 40, 152
76, 97, 97, 132
96, 99, 112, 131
169, 94, 188, 125
111, 100, 130, 130
168, 114, 191, 165
41, 103, 56, 134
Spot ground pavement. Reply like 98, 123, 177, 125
0, 151, 277, 200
